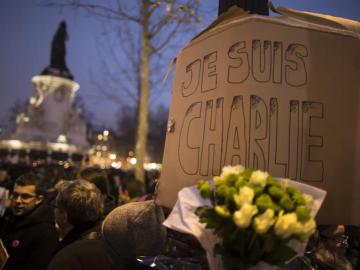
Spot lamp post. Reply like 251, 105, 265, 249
218, 0, 269, 16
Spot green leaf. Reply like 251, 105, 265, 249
266, 176, 281, 188
262, 242, 297, 266
268, 186, 286, 200
253, 185, 264, 196
255, 194, 273, 212
292, 193, 305, 205
196, 207, 221, 229
295, 205, 311, 222
235, 176, 245, 189
279, 194, 295, 212
198, 181, 212, 199
225, 174, 238, 185
286, 186, 300, 196
215, 185, 228, 201
242, 168, 254, 179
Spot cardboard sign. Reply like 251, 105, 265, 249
156, 7, 360, 225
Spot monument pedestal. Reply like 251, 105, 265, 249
12, 75, 88, 148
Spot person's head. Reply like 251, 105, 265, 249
124, 179, 145, 199
79, 168, 110, 196
11, 172, 46, 217
54, 179, 104, 234
0, 169, 8, 183
102, 200, 167, 269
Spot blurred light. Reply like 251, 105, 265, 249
64, 162, 70, 169
7, 140, 23, 149
101, 145, 107, 151
96, 151, 101, 157
57, 134, 67, 143
144, 163, 162, 170
109, 153, 116, 160
16, 113, 29, 124
29, 96, 36, 105
103, 130, 109, 136
111, 161, 121, 169
128, 151, 134, 157
97, 134, 103, 141
130, 157, 137, 165
58, 161, 64, 165
51, 142, 70, 152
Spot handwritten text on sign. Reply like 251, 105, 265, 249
177, 39, 324, 182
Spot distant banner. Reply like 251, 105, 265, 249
157, 8, 360, 224
0, 187, 8, 217
0, 239, 9, 270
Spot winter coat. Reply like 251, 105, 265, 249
47, 220, 115, 270
0, 204, 59, 270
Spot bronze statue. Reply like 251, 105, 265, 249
41, 21, 73, 80
218, 0, 269, 16
51, 21, 68, 70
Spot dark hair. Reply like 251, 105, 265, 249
55, 180, 104, 227
124, 179, 145, 198
79, 168, 110, 195
15, 172, 46, 196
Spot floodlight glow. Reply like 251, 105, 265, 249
57, 134, 67, 143
130, 157, 137, 165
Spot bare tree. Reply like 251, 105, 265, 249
44, 0, 203, 182
114, 104, 168, 163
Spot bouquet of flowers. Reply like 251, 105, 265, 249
195, 165, 325, 270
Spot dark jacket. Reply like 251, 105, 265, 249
0, 204, 59, 270
47, 220, 115, 270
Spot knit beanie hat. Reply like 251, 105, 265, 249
102, 200, 167, 269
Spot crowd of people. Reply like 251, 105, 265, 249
0, 162, 359, 270
0, 163, 177, 270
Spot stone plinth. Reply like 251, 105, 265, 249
11, 75, 88, 148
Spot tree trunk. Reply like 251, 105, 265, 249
135, 0, 150, 183
218, 0, 269, 16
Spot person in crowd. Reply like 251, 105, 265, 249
47, 179, 114, 270
0, 172, 59, 270
0, 168, 12, 191
0, 168, 11, 217
79, 167, 117, 214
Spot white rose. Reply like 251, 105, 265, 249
249, 170, 268, 187
299, 218, 316, 240
220, 165, 245, 179
233, 204, 258, 229
253, 209, 275, 234
303, 194, 314, 210
274, 212, 302, 239
233, 186, 255, 208
280, 178, 290, 189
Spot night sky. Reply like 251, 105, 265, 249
0, 0, 359, 132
